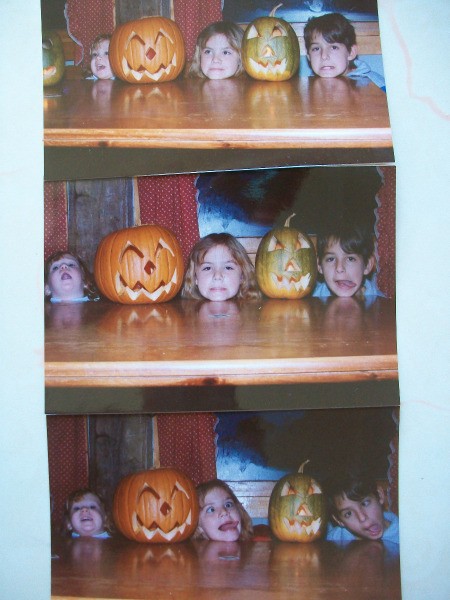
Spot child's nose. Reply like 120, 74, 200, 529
321, 48, 330, 59
356, 510, 367, 523
212, 53, 222, 63
335, 260, 345, 273
213, 269, 224, 280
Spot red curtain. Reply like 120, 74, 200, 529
376, 166, 396, 298
174, 0, 223, 60
44, 181, 68, 259
65, 0, 115, 68
47, 416, 89, 529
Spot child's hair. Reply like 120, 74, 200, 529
324, 471, 381, 520
187, 21, 244, 79
194, 479, 254, 541
304, 13, 357, 53
316, 222, 375, 266
61, 487, 114, 537
44, 250, 100, 301
182, 233, 261, 300
90, 33, 111, 56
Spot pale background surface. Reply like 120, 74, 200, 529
0, 1, 448, 599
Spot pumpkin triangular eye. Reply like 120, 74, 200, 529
129, 33, 146, 47
307, 482, 322, 495
271, 26, 287, 38
158, 237, 175, 256
297, 234, 311, 249
280, 482, 297, 496
246, 24, 260, 40
139, 483, 160, 500
120, 242, 144, 261
171, 481, 189, 498
268, 235, 284, 252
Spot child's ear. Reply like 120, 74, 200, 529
44, 284, 52, 297
349, 44, 358, 61
363, 255, 375, 276
376, 485, 386, 507
317, 258, 323, 274
332, 514, 344, 528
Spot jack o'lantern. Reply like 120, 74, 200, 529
42, 30, 65, 86
242, 4, 300, 81
269, 461, 327, 542
113, 467, 199, 543
255, 214, 317, 299
94, 224, 184, 304
109, 16, 185, 83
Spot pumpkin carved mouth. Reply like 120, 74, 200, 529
282, 516, 322, 537
248, 57, 287, 76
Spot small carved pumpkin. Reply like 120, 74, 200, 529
269, 461, 327, 542
113, 468, 199, 543
94, 224, 184, 304
109, 16, 185, 83
242, 5, 299, 81
255, 214, 317, 299
42, 30, 65, 87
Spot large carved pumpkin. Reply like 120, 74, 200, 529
42, 30, 65, 87
269, 461, 327, 542
113, 468, 199, 543
94, 224, 184, 304
109, 17, 185, 83
255, 214, 317, 299
242, 5, 300, 81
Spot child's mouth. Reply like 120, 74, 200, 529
335, 280, 355, 289
219, 521, 238, 531
61, 273, 72, 280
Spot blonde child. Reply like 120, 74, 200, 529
45, 250, 100, 303
313, 223, 383, 299
304, 13, 385, 90
62, 488, 113, 538
182, 233, 260, 302
187, 21, 244, 80
86, 34, 114, 80
194, 479, 253, 541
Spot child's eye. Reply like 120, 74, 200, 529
225, 265, 235, 270
201, 265, 211, 272
310, 46, 319, 52
347, 256, 357, 262
325, 256, 334, 263
361, 498, 371, 507
51, 265, 59, 272
343, 511, 352, 519
205, 506, 215, 513
203, 49, 212, 55
224, 501, 234, 509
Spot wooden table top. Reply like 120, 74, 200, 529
45, 296, 397, 388
43, 76, 393, 180
44, 76, 391, 149
51, 536, 401, 600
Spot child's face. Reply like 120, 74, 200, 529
199, 487, 242, 541
318, 240, 373, 297
91, 39, 113, 80
307, 32, 357, 78
45, 254, 85, 301
69, 493, 106, 537
200, 33, 240, 80
333, 491, 387, 540
195, 244, 243, 301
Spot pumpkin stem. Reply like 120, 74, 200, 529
298, 459, 310, 474
284, 212, 296, 227
270, 3, 283, 17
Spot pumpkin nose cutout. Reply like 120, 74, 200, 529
146, 47, 156, 61
262, 45, 275, 58
285, 259, 301, 272
297, 504, 313, 517
160, 501, 172, 516
144, 260, 156, 276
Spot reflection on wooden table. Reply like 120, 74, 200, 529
51, 536, 401, 599
45, 297, 398, 387
44, 76, 391, 149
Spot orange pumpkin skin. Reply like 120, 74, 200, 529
109, 17, 185, 83
269, 469, 327, 543
255, 225, 317, 299
113, 468, 199, 543
94, 224, 184, 304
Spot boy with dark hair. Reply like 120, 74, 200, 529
325, 471, 399, 543
304, 13, 385, 90
313, 222, 383, 298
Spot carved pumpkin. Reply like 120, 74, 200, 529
113, 468, 199, 543
242, 5, 299, 81
109, 17, 185, 83
255, 214, 317, 299
269, 461, 327, 542
94, 224, 184, 304
42, 30, 65, 87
